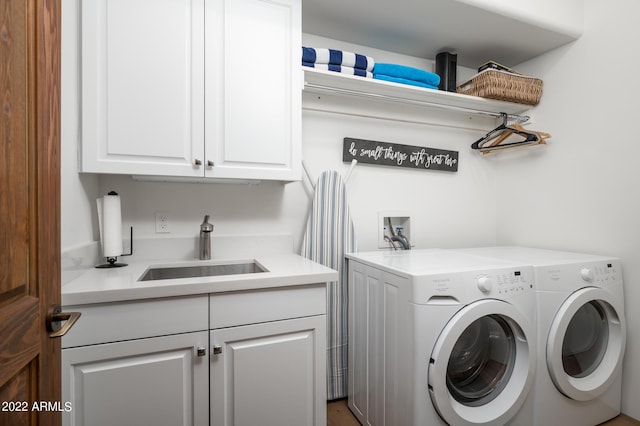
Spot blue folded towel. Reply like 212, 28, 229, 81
373, 63, 440, 87
303, 62, 372, 78
302, 47, 375, 71
373, 74, 439, 90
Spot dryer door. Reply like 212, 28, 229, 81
428, 299, 535, 426
546, 287, 626, 401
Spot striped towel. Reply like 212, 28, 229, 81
302, 46, 375, 72
301, 170, 357, 400
303, 62, 373, 78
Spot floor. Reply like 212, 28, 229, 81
327, 399, 359, 426
327, 399, 640, 426
601, 416, 640, 426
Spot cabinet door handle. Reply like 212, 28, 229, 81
213, 344, 222, 355
207, 160, 214, 167
196, 347, 207, 357
46, 304, 81, 338
194, 159, 202, 166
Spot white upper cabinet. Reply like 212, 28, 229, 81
81, 0, 205, 177
205, 0, 301, 181
81, 0, 301, 181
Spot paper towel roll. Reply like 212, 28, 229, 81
97, 192, 122, 258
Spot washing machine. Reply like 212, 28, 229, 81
346, 249, 536, 426
457, 246, 626, 426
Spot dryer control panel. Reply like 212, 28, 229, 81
537, 260, 622, 291
578, 261, 621, 284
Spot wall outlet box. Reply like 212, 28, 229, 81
155, 211, 171, 233
378, 211, 412, 249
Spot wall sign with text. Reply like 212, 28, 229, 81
343, 137, 459, 172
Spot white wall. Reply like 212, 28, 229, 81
61, 0, 100, 251
496, 0, 640, 418
457, 0, 583, 37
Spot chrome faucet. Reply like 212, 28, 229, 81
199, 215, 214, 260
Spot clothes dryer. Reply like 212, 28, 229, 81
457, 247, 626, 426
346, 250, 536, 425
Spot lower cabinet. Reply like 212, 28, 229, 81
62, 331, 209, 426
210, 316, 326, 426
62, 285, 327, 426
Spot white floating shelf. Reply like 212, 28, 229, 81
302, 67, 532, 118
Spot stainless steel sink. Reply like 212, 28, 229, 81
138, 262, 267, 281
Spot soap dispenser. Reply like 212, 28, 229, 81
199, 215, 214, 260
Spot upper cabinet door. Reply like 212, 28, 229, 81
81, 0, 205, 177
205, 0, 301, 181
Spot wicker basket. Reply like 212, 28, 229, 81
456, 69, 543, 105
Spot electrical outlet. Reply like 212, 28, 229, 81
155, 211, 171, 233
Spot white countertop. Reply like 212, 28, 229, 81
62, 254, 338, 306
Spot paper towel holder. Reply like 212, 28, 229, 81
96, 225, 134, 268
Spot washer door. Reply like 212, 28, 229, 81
428, 299, 534, 426
546, 287, 626, 401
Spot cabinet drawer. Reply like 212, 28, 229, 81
62, 294, 208, 348
210, 284, 326, 329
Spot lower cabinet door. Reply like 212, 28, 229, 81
62, 331, 209, 426
210, 315, 326, 426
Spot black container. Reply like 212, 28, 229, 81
436, 52, 457, 92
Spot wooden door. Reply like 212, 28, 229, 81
0, 1, 62, 425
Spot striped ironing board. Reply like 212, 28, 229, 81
301, 170, 357, 400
